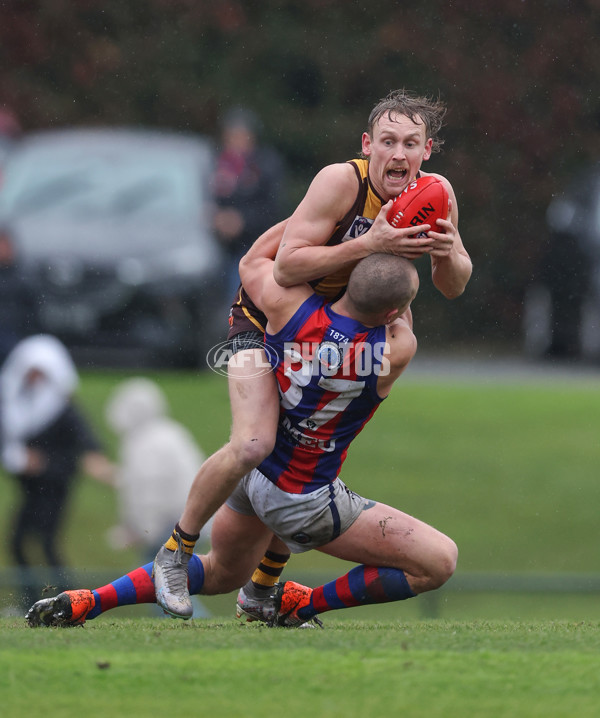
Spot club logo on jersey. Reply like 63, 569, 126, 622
316, 341, 343, 372
344, 215, 374, 240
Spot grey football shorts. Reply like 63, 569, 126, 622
226, 468, 374, 553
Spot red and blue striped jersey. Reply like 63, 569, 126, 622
258, 294, 388, 494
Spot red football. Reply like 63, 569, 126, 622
386, 175, 449, 236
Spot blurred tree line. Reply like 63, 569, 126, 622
0, 0, 598, 352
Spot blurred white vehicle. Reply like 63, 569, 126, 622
0, 127, 227, 367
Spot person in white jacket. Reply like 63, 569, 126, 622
0, 334, 113, 607
104, 377, 210, 560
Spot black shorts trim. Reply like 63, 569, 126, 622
229, 331, 265, 355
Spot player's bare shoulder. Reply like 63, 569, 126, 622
317, 161, 360, 187
305, 162, 360, 217
375, 316, 417, 398
386, 317, 417, 367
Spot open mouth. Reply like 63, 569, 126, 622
387, 167, 408, 181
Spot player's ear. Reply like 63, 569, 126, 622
384, 308, 400, 324
361, 132, 372, 157
423, 137, 433, 161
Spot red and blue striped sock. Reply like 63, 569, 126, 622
297, 565, 416, 619
87, 554, 205, 619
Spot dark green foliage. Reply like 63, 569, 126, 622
0, 2, 598, 344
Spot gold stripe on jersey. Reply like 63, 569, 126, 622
353, 158, 385, 223
311, 158, 384, 300
241, 304, 266, 332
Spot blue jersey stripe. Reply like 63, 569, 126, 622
259, 297, 387, 493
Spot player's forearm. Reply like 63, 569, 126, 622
274, 237, 370, 287
242, 220, 288, 264
238, 221, 287, 291
431, 250, 473, 299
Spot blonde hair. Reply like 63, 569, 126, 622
366, 89, 446, 154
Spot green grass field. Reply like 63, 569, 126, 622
2, 617, 600, 717
2, 367, 600, 716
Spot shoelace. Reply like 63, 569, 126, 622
173, 535, 187, 564
161, 560, 189, 591
158, 539, 191, 593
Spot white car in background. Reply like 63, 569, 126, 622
0, 128, 227, 367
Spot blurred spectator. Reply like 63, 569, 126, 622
0, 107, 21, 139
0, 335, 114, 608
212, 107, 286, 297
104, 376, 211, 616
538, 212, 589, 360
0, 228, 39, 364
104, 377, 210, 560
523, 161, 600, 360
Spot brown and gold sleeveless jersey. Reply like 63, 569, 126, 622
228, 158, 384, 339
309, 158, 384, 300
